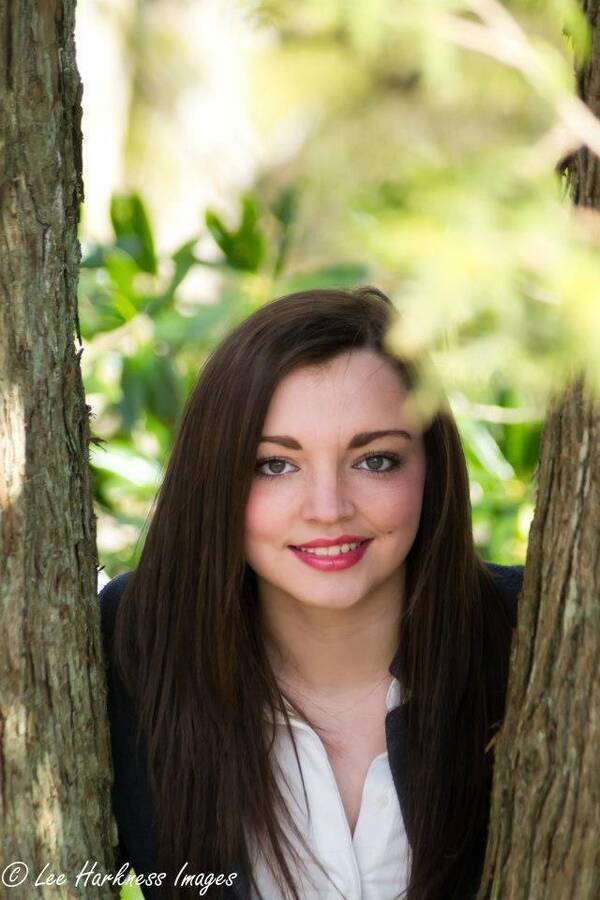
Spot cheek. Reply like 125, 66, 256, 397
367, 471, 425, 534
244, 483, 285, 542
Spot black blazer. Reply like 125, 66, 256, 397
99, 563, 523, 899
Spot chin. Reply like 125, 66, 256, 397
294, 590, 366, 610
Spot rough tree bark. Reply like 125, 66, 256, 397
478, 3, 600, 898
0, 2, 117, 897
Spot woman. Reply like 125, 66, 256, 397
100, 286, 523, 900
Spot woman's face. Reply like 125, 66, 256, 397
244, 349, 427, 613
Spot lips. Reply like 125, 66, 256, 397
289, 539, 372, 571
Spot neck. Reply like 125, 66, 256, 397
259, 572, 403, 698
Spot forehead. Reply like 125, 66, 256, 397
263, 350, 414, 432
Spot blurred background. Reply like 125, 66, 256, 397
78, 0, 597, 587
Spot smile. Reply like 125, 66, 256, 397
297, 541, 363, 556
289, 540, 372, 571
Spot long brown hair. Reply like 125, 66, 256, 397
112, 286, 515, 899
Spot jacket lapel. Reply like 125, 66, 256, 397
385, 701, 411, 831
386, 645, 412, 838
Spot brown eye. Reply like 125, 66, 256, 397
266, 460, 286, 475
354, 453, 403, 474
255, 458, 297, 478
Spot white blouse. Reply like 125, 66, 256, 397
248, 678, 411, 899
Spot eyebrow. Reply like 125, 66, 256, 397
259, 429, 412, 450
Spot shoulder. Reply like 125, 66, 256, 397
98, 570, 141, 737
482, 561, 524, 629
98, 571, 160, 889
99, 571, 133, 641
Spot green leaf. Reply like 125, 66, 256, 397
145, 355, 183, 424
502, 420, 542, 476
171, 239, 200, 291
117, 346, 183, 431
110, 193, 157, 274
153, 302, 230, 351
272, 184, 300, 277
104, 248, 140, 296
118, 355, 147, 432
78, 272, 127, 338
205, 210, 233, 253
79, 298, 126, 339
205, 193, 265, 272
272, 184, 299, 228
460, 419, 515, 481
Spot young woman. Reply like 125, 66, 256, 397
100, 286, 523, 900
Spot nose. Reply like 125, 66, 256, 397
300, 469, 356, 524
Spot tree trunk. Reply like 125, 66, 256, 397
0, 2, 117, 897
478, 3, 600, 898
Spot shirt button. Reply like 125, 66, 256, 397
376, 794, 389, 811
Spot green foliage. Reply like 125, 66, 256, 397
205, 193, 266, 272
83, 186, 538, 574
457, 402, 540, 562
251, 0, 600, 404
87, 0, 600, 574
110, 193, 157, 274
82, 189, 381, 573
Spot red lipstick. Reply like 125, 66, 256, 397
289, 536, 372, 571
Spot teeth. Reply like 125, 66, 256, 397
297, 542, 362, 557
